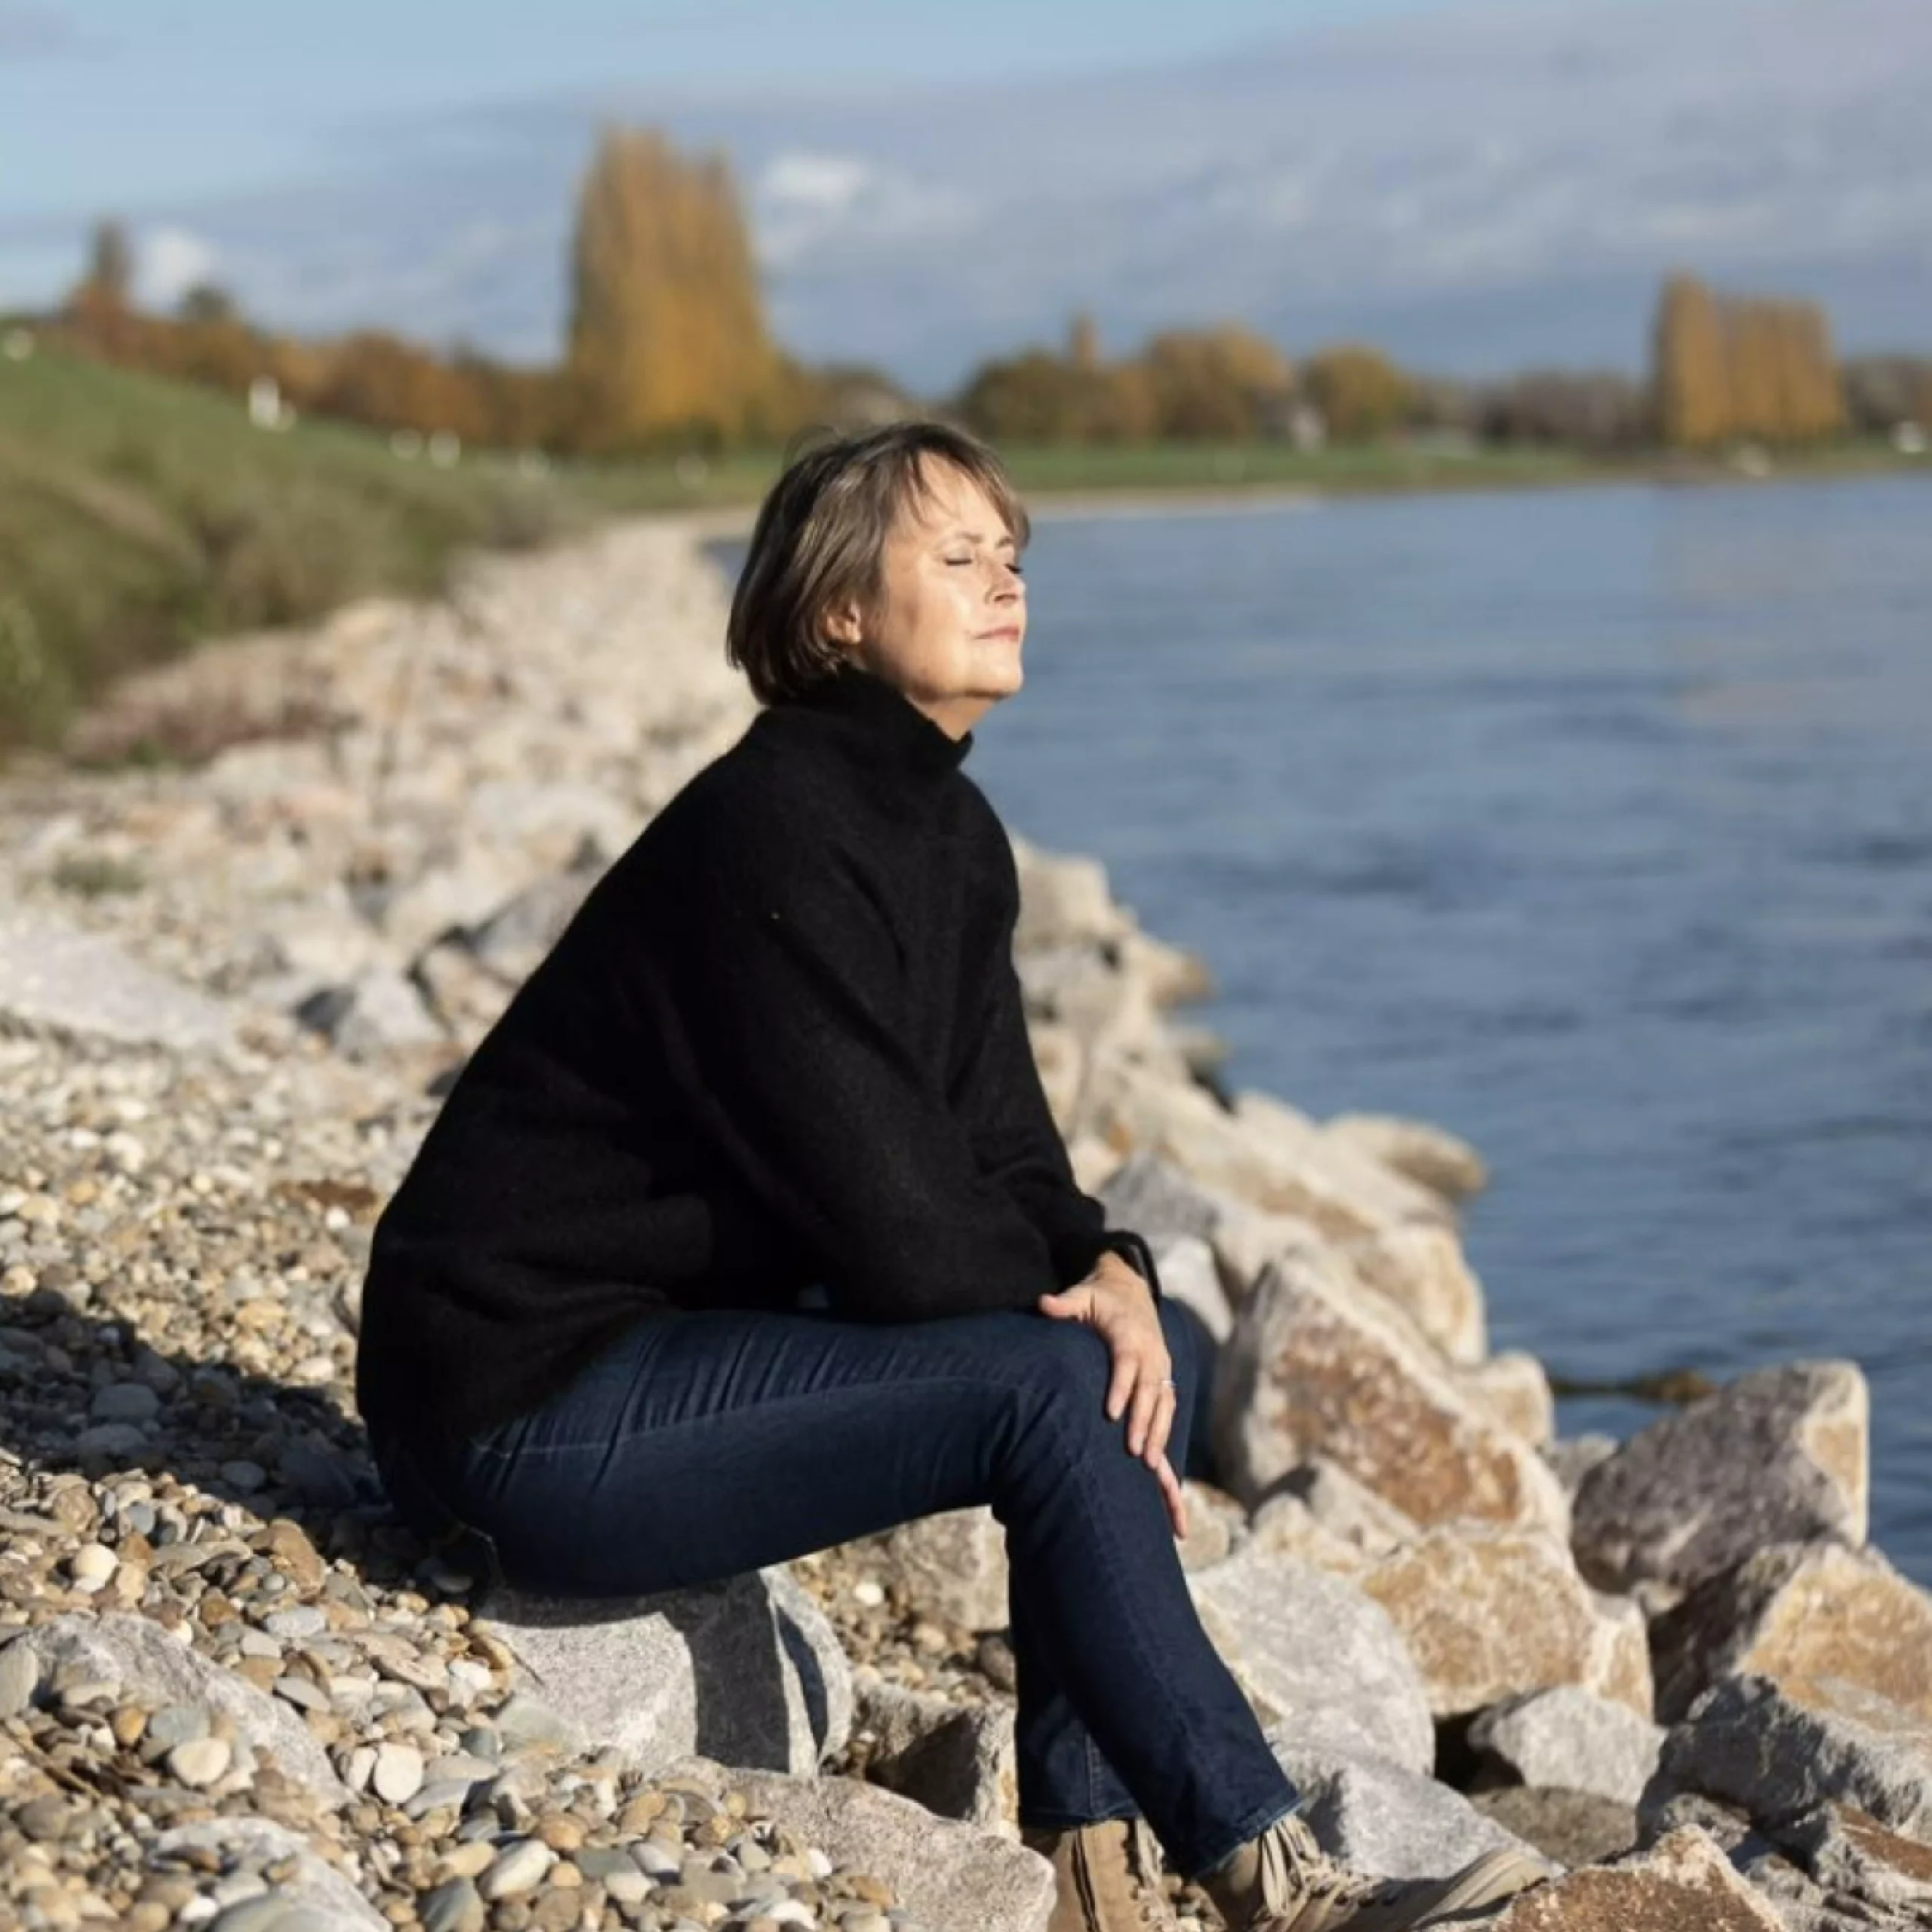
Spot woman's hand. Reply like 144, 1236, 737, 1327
1037, 1254, 1189, 1541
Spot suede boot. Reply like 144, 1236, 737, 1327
1022, 1818, 1177, 1932
1201, 1813, 1547, 1931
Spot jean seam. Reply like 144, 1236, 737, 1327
1185, 1792, 1305, 1884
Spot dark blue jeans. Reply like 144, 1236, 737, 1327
371, 1297, 1297, 1876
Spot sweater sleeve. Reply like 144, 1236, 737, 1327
659, 823, 1062, 1322
949, 910, 1162, 1300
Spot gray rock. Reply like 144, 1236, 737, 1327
1268, 1459, 1419, 1563
479, 1837, 554, 1900
1572, 1362, 1869, 1595
854, 1673, 1017, 1832
0, 903, 236, 1053
872, 1507, 1010, 1633
462, 864, 600, 982
1097, 1152, 1227, 1247
678, 1760, 1056, 1932
90, 1380, 162, 1423
1266, 1737, 1547, 1882
1778, 1804, 1932, 1918
1651, 1675, 1932, 1842
477, 1564, 851, 1777
294, 965, 441, 1054
419, 1879, 486, 1932
74, 1421, 149, 1457
1470, 1687, 1666, 1805
23, 1613, 344, 1801
1468, 1787, 1638, 1870
1189, 1543, 1435, 1774
157, 1817, 385, 1930
1149, 1233, 1232, 1344
0, 1635, 38, 1718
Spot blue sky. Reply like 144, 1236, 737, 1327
5, 0, 1929, 386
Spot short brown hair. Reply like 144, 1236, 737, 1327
726, 421, 1030, 705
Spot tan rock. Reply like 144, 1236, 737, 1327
1026, 1022, 1084, 1137
851, 1673, 1017, 1834
1652, 1539, 1932, 1724
1211, 1247, 1571, 1537
872, 1507, 1009, 1634
1251, 1459, 1419, 1574
1484, 1826, 1783, 1929
1084, 1061, 1442, 1244
1360, 1529, 1653, 1721
1320, 1112, 1490, 1204
1458, 1351, 1556, 1447
1342, 1220, 1489, 1365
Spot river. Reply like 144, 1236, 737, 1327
964, 472, 1932, 1582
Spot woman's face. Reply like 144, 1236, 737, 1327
827, 457, 1026, 740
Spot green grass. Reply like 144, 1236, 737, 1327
2, 344, 1924, 757
0, 347, 769, 752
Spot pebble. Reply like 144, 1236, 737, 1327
90, 1381, 161, 1423
373, 1740, 426, 1804
0, 1638, 38, 1717
168, 1734, 232, 1787
67, 1542, 116, 1589
420, 1877, 487, 1932
479, 1837, 555, 1900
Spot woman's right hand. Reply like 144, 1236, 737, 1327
1037, 1258, 1190, 1542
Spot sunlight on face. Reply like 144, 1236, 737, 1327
833, 458, 1027, 740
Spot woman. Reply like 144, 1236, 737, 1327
355, 423, 1543, 1932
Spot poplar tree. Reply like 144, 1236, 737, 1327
566, 127, 775, 448
1652, 274, 1731, 447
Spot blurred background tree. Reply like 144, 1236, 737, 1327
1300, 343, 1407, 442
565, 127, 777, 450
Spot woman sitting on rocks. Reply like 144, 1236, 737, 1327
355, 423, 1544, 1932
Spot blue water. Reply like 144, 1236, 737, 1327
959, 475, 1932, 1583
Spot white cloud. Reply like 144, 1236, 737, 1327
761, 152, 873, 215
137, 224, 218, 309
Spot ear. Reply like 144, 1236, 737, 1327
821, 598, 863, 649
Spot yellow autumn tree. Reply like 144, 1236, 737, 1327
1300, 343, 1408, 441
566, 126, 776, 449
1652, 273, 1732, 447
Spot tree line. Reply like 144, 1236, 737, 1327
35, 125, 1932, 457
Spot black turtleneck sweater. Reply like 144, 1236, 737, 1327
355, 664, 1159, 1454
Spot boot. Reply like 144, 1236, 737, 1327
1201, 1813, 1547, 1931
1023, 1817, 1177, 1932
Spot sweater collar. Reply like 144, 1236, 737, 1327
781, 663, 975, 785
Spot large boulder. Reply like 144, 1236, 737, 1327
679, 1759, 1056, 1932
0, 905, 237, 1054
1651, 1539, 1932, 1724
476, 1567, 851, 1777
1188, 1543, 1435, 1774
1571, 1363, 1869, 1595
1265, 1736, 1546, 1882
851, 1672, 1017, 1833
1147, 1233, 1233, 1344
1212, 1248, 1571, 1536
1358, 1530, 1653, 1721
1650, 1675, 1932, 1844
1251, 1459, 1419, 1575
1779, 1804, 1932, 1921
1319, 1112, 1490, 1204
1481, 1826, 1783, 1930
1341, 1221, 1489, 1366
1457, 1352, 1556, 1447
1084, 1063, 1442, 1244
17, 1613, 344, 1802
1097, 1151, 1228, 1248
1469, 1687, 1667, 1806
871, 1506, 1010, 1634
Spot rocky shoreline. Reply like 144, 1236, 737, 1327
2, 517, 1929, 1932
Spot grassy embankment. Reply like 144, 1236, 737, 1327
2, 345, 1923, 757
